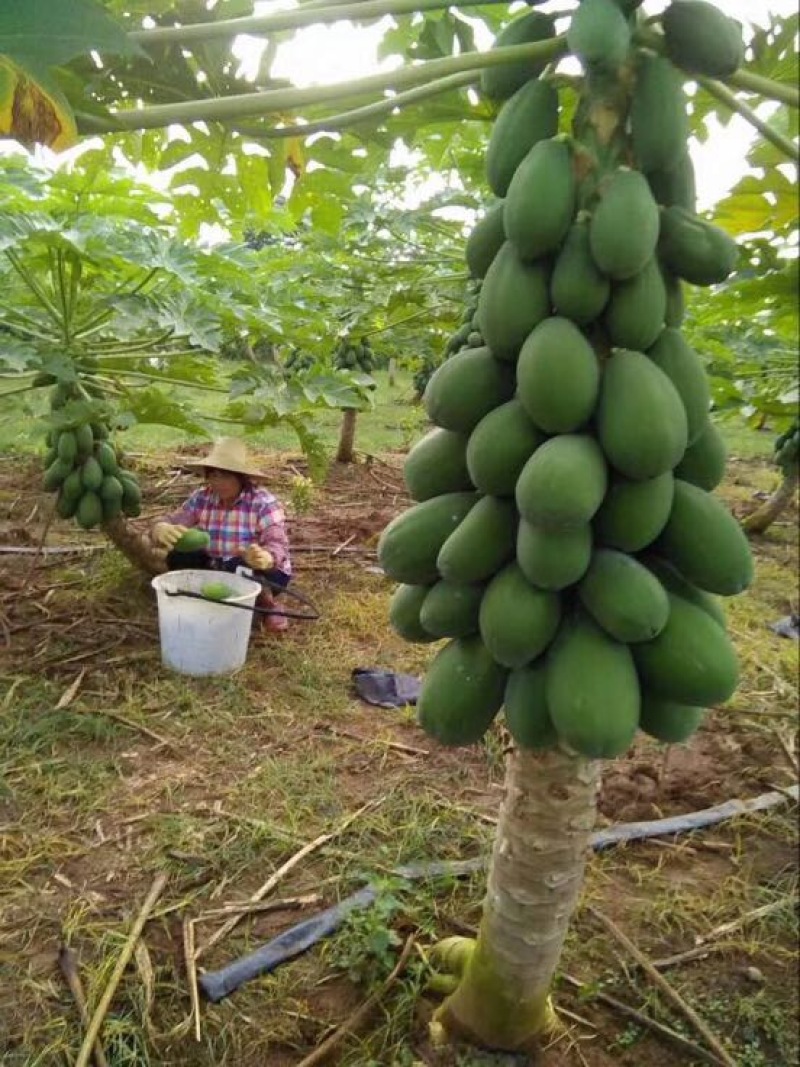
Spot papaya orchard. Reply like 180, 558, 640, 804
0, 0, 797, 1063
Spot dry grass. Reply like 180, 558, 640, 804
0, 440, 797, 1067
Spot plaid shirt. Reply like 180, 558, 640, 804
166, 486, 292, 574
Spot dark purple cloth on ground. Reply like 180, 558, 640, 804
351, 668, 421, 708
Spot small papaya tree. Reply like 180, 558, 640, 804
0, 161, 370, 572
743, 420, 799, 534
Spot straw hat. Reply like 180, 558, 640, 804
182, 438, 267, 479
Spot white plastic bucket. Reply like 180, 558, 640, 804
151, 569, 261, 676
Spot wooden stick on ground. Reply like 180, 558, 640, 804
74, 873, 168, 1067
314, 722, 429, 757
196, 892, 321, 923
182, 917, 202, 1043
651, 897, 792, 970
196, 797, 384, 961
560, 974, 725, 1067
58, 946, 111, 1067
80, 708, 173, 748
293, 935, 415, 1067
589, 906, 738, 1067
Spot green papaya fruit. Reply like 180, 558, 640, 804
647, 327, 711, 444
476, 242, 551, 361
43, 458, 73, 492
437, 495, 518, 583
486, 79, 559, 198
95, 441, 120, 476
597, 350, 688, 480
594, 472, 675, 552
578, 548, 670, 643
74, 423, 95, 457
658, 206, 738, 287
479, 562, 561, 668
647, 153, 697, 213
76, 491, 104, 530
630, 54, 689, 174
590, 168, 660, 280
417, 636, 507, 746
546, 613, 640, 758
390, 584, 438, 643
480, 11, 557, 102
604, 258, 667, 353
567, 0, 631, 68
503, 662, 558, 750
424, 347, 515, 433
662, 0, 744, 77
80, 456, 104, 492
516, 316, 600, 434
173, 528, 212, 553
633, 592, 739, 705
201, 581, 236, 602
420, 580, 484, 639
504, 138, 576, 261
516, 520, 593, 591
56, 489, 79, 519
466, 399, 544, 498
550, 217, 611, 326
465, 201, 506, 280
516, 435, 608, 530
656, 479, 753, 595
640, 555, 727, 630
56, 430, 78, 465
378, 492, 478, 585
61, 469, 84, 504
640, 696, 706, 744
404, 429, 472, 502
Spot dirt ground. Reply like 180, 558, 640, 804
0, 445, 797, 1066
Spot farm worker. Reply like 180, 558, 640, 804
151, 437, 292, 633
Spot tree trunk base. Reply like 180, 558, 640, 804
431, 746, 599, 1053
102, 515, 167, 576
742, 469, 798, 535
335, 408, 358, 463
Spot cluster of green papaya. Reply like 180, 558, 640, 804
379, 0, 753, 759
284, 348, 316, 373
333, 337, 377, 373
774, 421, 799, 474
43, 387, 141, 529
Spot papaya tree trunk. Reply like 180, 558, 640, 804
741, 468, 798, 535
102, 515, 167, 576
436, 746, 600, 1052
336, 408, 358, 463
388, 358, 397, 387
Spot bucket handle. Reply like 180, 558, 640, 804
164, 587, 320, 621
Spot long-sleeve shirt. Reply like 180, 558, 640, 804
166, 485, 292, 574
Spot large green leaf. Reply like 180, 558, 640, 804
0, 0, 143, 67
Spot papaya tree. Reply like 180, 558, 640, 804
378, 1, 796, 1053
1, 0, 798, 1057
0, 159, 377, 571
742, 419, 799, 534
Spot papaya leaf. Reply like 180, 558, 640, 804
0, 333, 39, 371
0, 0, 144, 68
116, 385, 209, 434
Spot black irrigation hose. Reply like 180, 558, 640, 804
198, 784, 799, 1003
166, 580, 322, 623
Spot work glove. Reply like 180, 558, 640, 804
243, 544, 274, 571
152, 522, 189, 550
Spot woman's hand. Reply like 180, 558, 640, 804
152, 522, 189, 549
243, 544, 274, 570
